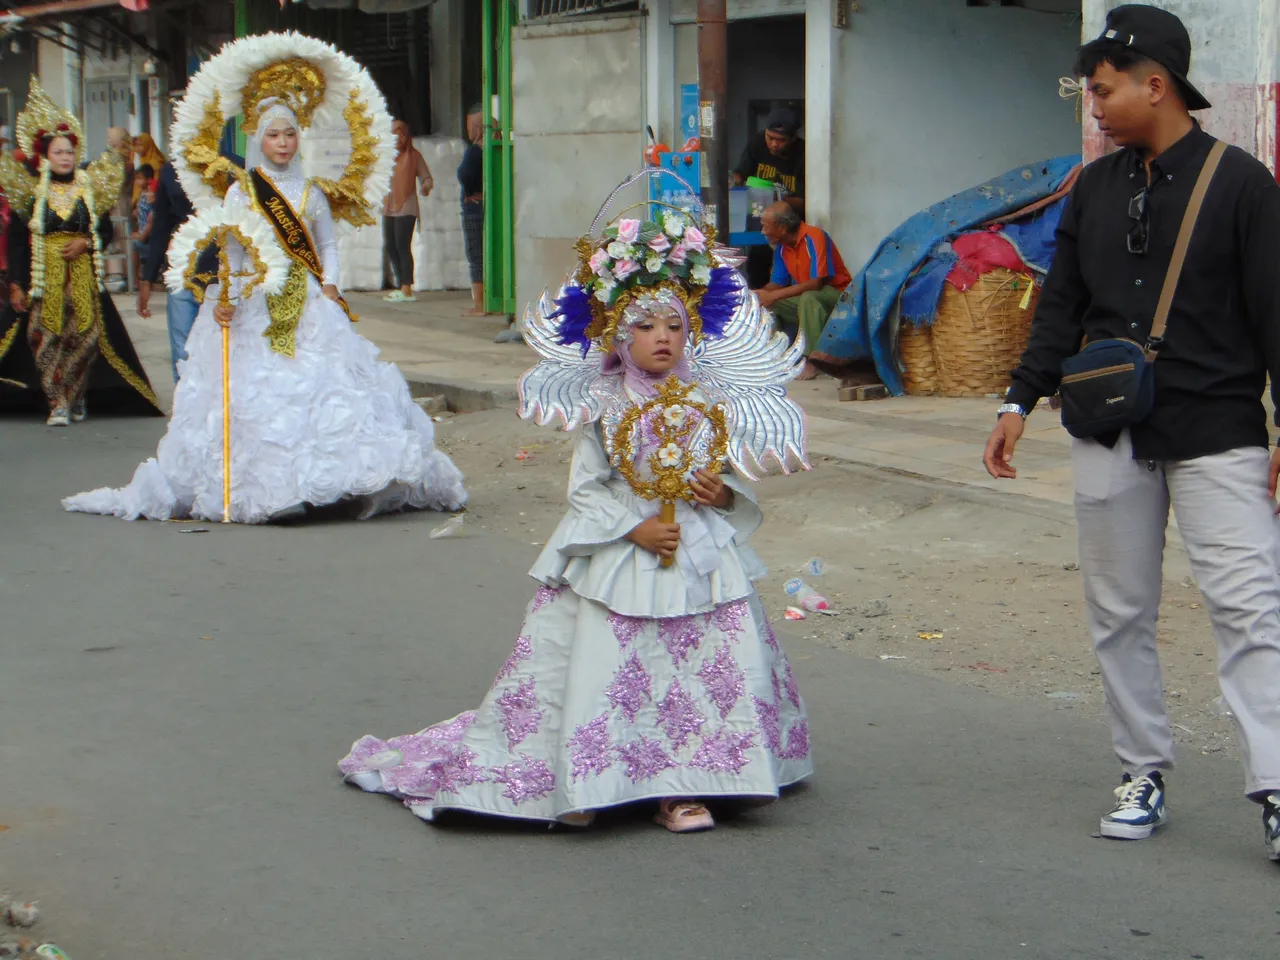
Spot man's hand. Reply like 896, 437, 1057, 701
60, 237, 90, 260
322, 283, 342, 303
213, 303, 235, 327
137, 281, 152, 318
420, 182, 433, 197
756, 289, 780, 309
983, 413, 1026, 479
626, 516, 681, 560
1269, 447, 1280, 516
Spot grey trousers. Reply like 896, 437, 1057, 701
1073, 431, 1280, 796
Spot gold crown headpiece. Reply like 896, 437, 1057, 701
15, 77, 84, 165
241, 57, 327, 134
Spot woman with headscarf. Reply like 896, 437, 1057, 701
382, 120, 433, 303
0, 79, 161, 423
130, 133, 165, 206
64, 99, 466, 523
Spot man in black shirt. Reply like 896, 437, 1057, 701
733, 107, 805, 207
984, 5, 1280, 861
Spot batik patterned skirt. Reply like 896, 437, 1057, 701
339, 584, 812, 822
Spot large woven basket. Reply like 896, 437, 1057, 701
899, 320, 939, 395
900, 268, 1039, 397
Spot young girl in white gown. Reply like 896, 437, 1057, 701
63, 101, 466, 524
340, 204, 812, 832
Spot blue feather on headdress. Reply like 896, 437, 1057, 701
697, 267, 743, 340
550, 284, 595, 356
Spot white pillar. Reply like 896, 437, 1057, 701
644, 0, 676, 145
804, 0, 836, 226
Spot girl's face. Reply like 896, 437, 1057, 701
627, 304, 686, 375
262, 121, 299, 167
47, 137, 76, 175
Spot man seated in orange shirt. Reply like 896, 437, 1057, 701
754, 202, 851, 380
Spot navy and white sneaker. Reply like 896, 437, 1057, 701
1262, 794, 1280, 861
1100, 772, 1167, 840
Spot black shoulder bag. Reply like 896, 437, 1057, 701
1058, 139, 1227, 439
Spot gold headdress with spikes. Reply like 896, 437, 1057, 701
240, 57, 327, 134
15, 77, 85, 165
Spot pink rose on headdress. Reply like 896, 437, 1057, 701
588, 248, 611, 276
613, 258, 641, 281
684, 226, 707, 252
617, 219, 641, 243
667, 241, 688, 266
648, 233, 672, 254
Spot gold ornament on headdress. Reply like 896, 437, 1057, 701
15, 77, 84, 165
241, 57, 327, 133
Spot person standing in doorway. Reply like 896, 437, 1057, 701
138, 100, 244, 382
382, 120, 433, 303
983, 5, 1280, 861
732, 107, 805, 211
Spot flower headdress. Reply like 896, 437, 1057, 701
519, 170, 810, 480
552, 206, 745, 355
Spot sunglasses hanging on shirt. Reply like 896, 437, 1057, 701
1127, 187, 1149, 255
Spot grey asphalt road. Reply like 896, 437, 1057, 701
3, 415, 1278, 960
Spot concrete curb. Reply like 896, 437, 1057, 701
404, 375, 520, 414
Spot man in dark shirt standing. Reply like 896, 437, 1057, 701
138, 109, 243, 382
983, 5, 1280, 861
732, 107, 805, 209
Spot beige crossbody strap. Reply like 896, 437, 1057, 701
1147, 139, 1228, 360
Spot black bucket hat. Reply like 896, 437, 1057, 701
1087, 4, 1211, 111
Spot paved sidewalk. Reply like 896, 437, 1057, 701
120, 289, 1078, 509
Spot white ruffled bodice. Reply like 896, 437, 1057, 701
222, 169, 341, 296
529, 422, 766, 618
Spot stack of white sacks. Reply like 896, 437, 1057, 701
410, 135, 471, 292
305, 132, 471, 292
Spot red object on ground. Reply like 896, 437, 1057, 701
945, 231, 1030, 291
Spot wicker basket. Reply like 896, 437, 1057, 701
899, 320, 940, 395
900, 268, 1038, 398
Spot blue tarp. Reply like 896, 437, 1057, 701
813, 155, 1081, 396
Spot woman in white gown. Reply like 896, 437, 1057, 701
64, 99, 466, 523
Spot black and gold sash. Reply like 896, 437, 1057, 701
250, 168, 357, 323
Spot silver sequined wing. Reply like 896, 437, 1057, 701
518, 283, 611, 430
692, 288, 810, 480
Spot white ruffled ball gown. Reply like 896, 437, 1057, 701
63, 172, 467, 523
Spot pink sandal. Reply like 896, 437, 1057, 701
654, 799, 715, 833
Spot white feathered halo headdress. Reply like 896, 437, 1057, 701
518, 170, 810, 480
170, 31, 393, 228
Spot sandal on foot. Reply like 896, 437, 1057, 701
654, 799, 715, 833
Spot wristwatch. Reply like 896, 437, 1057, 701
997, 402, 1028, 419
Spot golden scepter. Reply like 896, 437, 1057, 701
167, 210, 288, 522
609, 376, 730, 569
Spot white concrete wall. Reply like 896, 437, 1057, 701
512, 13, 645, 318
830, 2, 1083, 270
1081, 0, 1274, 167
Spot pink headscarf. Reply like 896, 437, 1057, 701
599, 296, 692, 396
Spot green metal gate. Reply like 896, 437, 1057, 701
481, 0, 516, 317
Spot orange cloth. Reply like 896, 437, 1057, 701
386, 121, 432, 217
